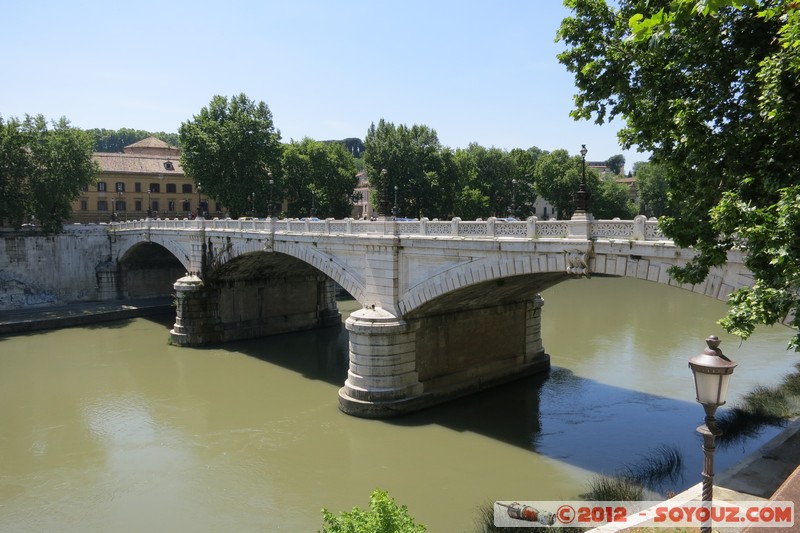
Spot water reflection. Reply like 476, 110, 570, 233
0, 277, 796, 533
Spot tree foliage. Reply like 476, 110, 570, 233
282, 138, 358, 218
319, 489, 426, 533
534, 149, 582, 220
0, 115, 98, 232
605, 154, 625, 175
363, 120, 454, 219
179, 94, 282, 218
558, 0, 800, 348
635, 162, 671, 217
88, 128, 179, 152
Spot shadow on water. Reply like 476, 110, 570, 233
222, 321, 781, 496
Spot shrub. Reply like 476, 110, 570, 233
318, 489, 425, 533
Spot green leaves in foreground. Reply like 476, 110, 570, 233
319, 489, 426, 533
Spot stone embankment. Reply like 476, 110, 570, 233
0, 297, 172, 335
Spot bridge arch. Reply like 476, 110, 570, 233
115, 233, 193, 275
203, 236, 367, 304
398, 247, 751, 317
117, 241, 186, 299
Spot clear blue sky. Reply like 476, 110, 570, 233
2, 1, 649, 167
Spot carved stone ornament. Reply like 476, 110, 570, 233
566, 249, 590, 277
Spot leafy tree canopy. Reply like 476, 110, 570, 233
88, 128, 179, 153
558, 0, 800, 348
179, 94, 282, 218
606, 154, 625, 175
635, 161, 672, 218
364, 119, 454, 219
0, 114, 98, 233
282, 137, 358, 219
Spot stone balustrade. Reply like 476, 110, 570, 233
111, 215, 667, 241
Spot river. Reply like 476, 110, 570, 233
0, 277, 796, 532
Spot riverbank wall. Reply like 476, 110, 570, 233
0, 297, 173, 335
0, 225, 114, 310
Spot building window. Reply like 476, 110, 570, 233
115, 182, 125, 193
80, 200, 88, 211
182, 184, 193, 194
115, 200, 126, 211
168, 200, 176, 212
182, 200, 191, 212
97, 200, 108, 211
215, 202, 222, 213
149, 183, 160, 193
166, 183, 177, 193
151, 201, 159, 213
97, 182, 107, 192
135, 200, 142, 212
135, 182, 142, 193
164, 161, 175, 171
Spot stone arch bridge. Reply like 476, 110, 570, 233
109, 215, 751, 417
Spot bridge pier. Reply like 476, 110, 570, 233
170, 274, 342, 346
339, 295, 550, 418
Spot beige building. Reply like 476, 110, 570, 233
71, 137, 221, 223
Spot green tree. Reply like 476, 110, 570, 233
510, 147, 544, 217
452, 147, 488, 219
463, 143, 519, 217
282, 138, 358, 218
605, 154, 625, 175
533, 149, 581, 220
592, 176, 637, 219
88, 128, 179, 152
363, 120, 449, 219
0, 115, 98, 232
319, 489, 426, 533
558, 0, 800, 348
179, 94, 282, 218
635, 162, 670, 217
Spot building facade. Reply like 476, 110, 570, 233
70, 137, 221, 223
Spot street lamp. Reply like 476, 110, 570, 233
392, 185, 398, 219
147, 188, 152, 218
196, 182, 203, 219
310, 189, 316, 218
115, 183, 124, 222
379, 169, 389, 218
251, 191, 256, 218
268, 178, 274, 218
688, 335, 737, 533
509, 179, 517, 218
574, 144, 590, 214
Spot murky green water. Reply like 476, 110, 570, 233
0, 277, 796, 532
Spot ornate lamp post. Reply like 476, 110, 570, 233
310, 189, 316, 218
251, 191, 256, 218
688, 335, 737, 533
114, 183, 124, 222
196, 182, 203, 219
379, 169, 389, 218
392, 185, 398, 219
268, 177, 274, 218
573, 144, 590, 214
147, 188, 152, 219
509, 179, 517, 218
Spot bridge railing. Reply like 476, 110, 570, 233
109, 215, 667, 241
